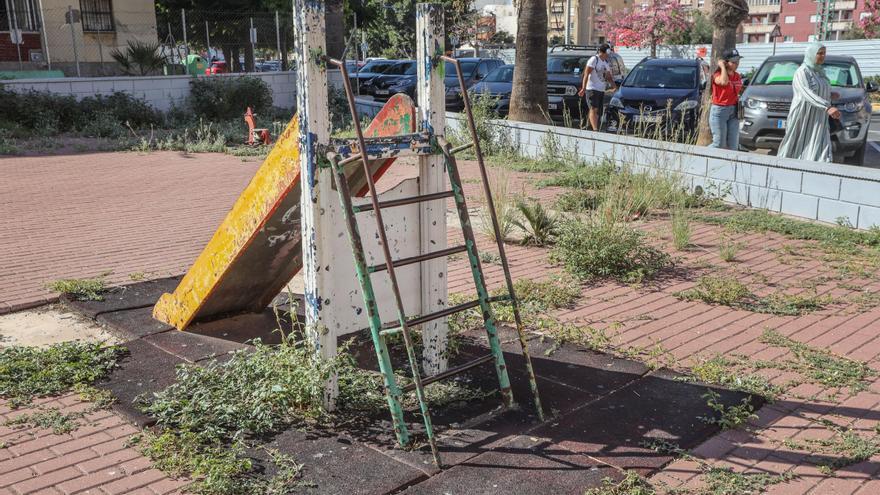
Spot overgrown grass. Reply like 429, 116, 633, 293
688, 355, 782, 398
758, 329, 875, 392
585, 471, 656, 495
782, 419, 880, 475
552, 218, 672, 283
478, 168, 517, 242
5, 408, 83, 434
0, 342, 124, 407
554, 189, 599, 212
718, 235, 745, 262
696, 209, 880, 250
671, 208, 692, 250
45, 276, 108, 301
536, 157, 617, 189
675, 276, 830, 316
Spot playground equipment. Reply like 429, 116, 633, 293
152, 1, 542, 467
243, 107, 271, 145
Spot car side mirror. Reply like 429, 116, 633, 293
742, 78, 750, 87
613, 76, 623, 85
867, 81, 878, 93
700, 80, 706, 90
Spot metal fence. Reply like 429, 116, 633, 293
1, 6, 294, 77
615, 39, 880, 77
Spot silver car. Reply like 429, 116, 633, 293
739, 54, 877, 165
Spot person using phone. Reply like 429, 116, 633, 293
709, 49, 744, 150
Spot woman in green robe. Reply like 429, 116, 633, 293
777, 43, 842, 163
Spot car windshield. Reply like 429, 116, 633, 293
547, 56, 590, 74
359, 60, 396, 73
624, 64, 697, 89
384, 62, 417, 75
752, 59, 861, 87
483, 65, 514, 83
445, 61, 478, 78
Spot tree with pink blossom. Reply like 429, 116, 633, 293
601, 0, 692, 57
860, 0, 880, 38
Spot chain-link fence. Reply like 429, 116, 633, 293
1, 2, 294, 77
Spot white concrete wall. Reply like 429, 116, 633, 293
447, 115, 880, 230
1, 71, 299, 111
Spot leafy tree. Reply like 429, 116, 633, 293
602, 0, 691, 57
860, 0, 879, 38
489, 29, 515, 45
667, 10, 714, 45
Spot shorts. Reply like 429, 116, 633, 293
586, 90, 604, 110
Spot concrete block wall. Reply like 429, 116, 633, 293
447, 115, 880, 230
1, 71, 300, 112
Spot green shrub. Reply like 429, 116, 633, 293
513, 199, 559, 246
552, 218, 672, 283
555, 189, 599, 212
537, 158, 616, 189
0, 87, 159, 135
189, 77, 273, 121
677, 276, 750, 306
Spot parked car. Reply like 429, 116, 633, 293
545, 45, 604, 126
739, 54, 876, 165
360, 60, 418, 101
255, 60, 281, 72
469, 64, 568, 119
444, 58, 505, 111
205, 60, 227, 75
605, 57, 705, 139
349, 59, 402, 92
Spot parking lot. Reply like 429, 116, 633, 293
867, 114, 880, 168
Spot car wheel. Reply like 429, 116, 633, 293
843, 140, 867, 166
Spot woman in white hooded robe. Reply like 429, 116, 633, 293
777, 43, 841, 163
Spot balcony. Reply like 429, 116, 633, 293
743, 24, 777, 34
750, 4, 781, 14
834, 1, 856, 10
831, 20, 853, 30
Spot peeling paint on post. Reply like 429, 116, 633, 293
294, 0, 337, 409
416, 3, 449, 376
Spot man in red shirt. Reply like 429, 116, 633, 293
709, 49, 744, 150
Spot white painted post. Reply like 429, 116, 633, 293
416, 4, 449, 375
293, 0, 338, 409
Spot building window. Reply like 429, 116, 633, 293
1, 0, 42, 31
784, 35, 794, 41
784, 15, 796, 23
808, 34, 817, 41
787, 0, 796, 3
860, 12, 872, 21
79, 0, 115, 32
809, 14, 818, 22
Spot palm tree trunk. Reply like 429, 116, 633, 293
509, 0, 549, 124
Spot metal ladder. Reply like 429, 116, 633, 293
326, 56, 544, 467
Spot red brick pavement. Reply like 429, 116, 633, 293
0, 152, 262, 314
2, 152, 880, 493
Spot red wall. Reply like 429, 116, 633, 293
0, 32, 42, 62
777, 0, 868, 42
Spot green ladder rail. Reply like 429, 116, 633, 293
326, 56, 543, 468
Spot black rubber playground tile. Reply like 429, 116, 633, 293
96, 306, 173, 340
96, 338, 186, 428
62, 276, 182, 318
532, 368, 762, 475
400, 434, 623, 494
268, 429, 427, 495
144, 330, 249, 363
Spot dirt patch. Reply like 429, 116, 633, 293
0, 305, 118, 347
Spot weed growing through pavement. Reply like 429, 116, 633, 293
757, 329, 875, 392
536, 157, 616, 189
674, 276, 830, 316
45, 275, 109, 301
0, 341, 124, 407
554, 189, 599, 212
699, 390, 757, 430
718, 235, 745, 262
585, 471, 656, 495
687, 355, 782, 399
479, 250, 502, 265
513, 199, 559, 246
478, 168, 517, 243
671, 208, 692, 250
782, 419, 880, 475
5, 408, 83, 434
552, 217, 672, 284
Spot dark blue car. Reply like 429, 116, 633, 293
444, 58, 505, 111
360, 61, 417, 101
605, 58, 706, 138
349, 59, 403, 93
469, 64, 568, 118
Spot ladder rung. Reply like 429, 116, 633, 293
487, 294, 511, 304
451, 142, 474, 154
379, 299, 482, 335
353, 190, 454, 213
369, 245, 468, 273
401, 354, 495, 392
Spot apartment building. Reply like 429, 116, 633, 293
548, 0, 633, 45
746, 0, 871, 42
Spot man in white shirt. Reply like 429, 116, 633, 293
578, 44, 617, 131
